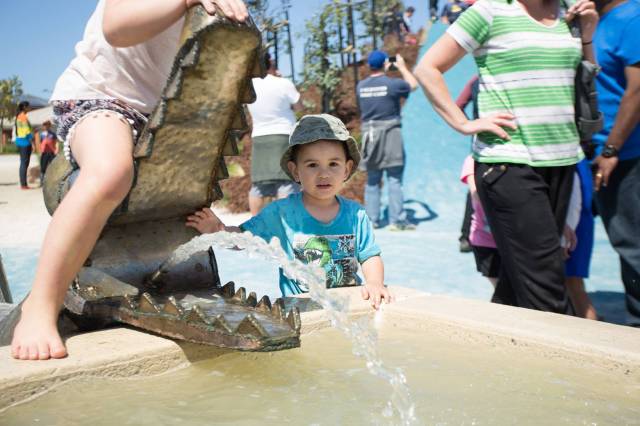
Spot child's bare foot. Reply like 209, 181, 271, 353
11, 301, 67, 360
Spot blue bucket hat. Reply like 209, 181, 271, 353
367, 50, 388, 70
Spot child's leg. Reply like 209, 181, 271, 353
565, 276, 598, 320
11, 114, 135, 360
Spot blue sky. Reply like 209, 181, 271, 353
0, 0, 428, 98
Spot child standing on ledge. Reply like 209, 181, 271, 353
11, 0, 248, 361
187, 114, 392, 309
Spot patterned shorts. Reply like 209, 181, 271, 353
52, 99, 148, 168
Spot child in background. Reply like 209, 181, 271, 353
460, 155, 500, 287
563, 160, 598, 320
36, 120, 58, 184
11, 0, 248, 361
187, 114, 392, 309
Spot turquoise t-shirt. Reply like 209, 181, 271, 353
240, 193, 381, 296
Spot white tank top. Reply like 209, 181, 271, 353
50, 0, 184, 114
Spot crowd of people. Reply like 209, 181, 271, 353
7, 0, 640, 362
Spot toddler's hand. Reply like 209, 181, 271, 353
361, 283, 393, 310
186, 208, 225, 233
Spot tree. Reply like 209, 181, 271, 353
301, 2, 346, 113
0, 76, 23, 151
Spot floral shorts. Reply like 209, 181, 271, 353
52, 99, 148, 168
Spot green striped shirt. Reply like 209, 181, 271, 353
448, 0, 584, 166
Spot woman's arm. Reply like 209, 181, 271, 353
103, 0, 248, 47
414, 34, 516, 139
565, 0, 599, 63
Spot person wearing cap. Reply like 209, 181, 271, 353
357, 50, 418, 231
246, 52, 301, 216
186, 114, 392, 309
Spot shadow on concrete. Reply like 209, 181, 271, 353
589, 291, 627, 325
375, 199, 438, 228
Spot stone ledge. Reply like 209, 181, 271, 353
1, 286, 639, 412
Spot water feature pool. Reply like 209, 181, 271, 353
2, 320, 638, 425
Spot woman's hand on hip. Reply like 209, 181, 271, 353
459, 113, 517, 140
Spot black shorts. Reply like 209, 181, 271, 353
471, 245, 501, 279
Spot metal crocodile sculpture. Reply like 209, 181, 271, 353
0, 6, 301, 352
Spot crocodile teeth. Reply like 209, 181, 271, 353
211, 183, 223, 201
185, 305, 209, 325
221, 281, 235, 298
139, 293, 161, 314
223, 132, 240, 156
286, 307, 301, 332
163, 296, 183, 316
251, 52, 266, 78
230, 107, 248, 132
164, 67, 184, 100
122, 294, 138, 310
256, 295, 272, 313
232, 287, 246, 303
235, 314, 267, 338
180, 40, 200, 67
240, 82, 256, 104
246, 291, 257, 307
211, 314, 233, 333
271, 298, 285, 320
215, 158, 229, 179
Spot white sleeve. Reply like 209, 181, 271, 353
287, 80, 300, 104
565, 172, 582, 231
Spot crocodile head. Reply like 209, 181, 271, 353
24, 6, 302, 351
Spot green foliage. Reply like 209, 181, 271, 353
301, 2, 348, 112
0, 76, 23, 130
355, 0, 405, 48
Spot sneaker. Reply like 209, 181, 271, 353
20, 185, 30, 190
459, 237, 472, 253
372, 222, 382, 229
388, 222, 416, 231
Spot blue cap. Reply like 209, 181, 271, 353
367, 50, 388, 70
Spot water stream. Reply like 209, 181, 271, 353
162, 231, 418, 425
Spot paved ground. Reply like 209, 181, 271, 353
0, 24, 630, 326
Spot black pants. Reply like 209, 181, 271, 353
18, 145, 32, 187
40, 152, 55, 182
595, 158, 640, 326
475, 162, 575, 314
460, 191, 472, 241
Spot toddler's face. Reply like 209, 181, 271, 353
288, 140, 353, 201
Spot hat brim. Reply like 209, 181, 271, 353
280, 136, 361, 182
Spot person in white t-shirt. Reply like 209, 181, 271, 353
246, 52, 301, 215
10, 0, 248, 362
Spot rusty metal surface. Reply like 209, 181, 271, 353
19, 7, 301, 352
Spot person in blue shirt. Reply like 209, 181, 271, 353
592, 0, 640, 326
357, 50, 418, 231
187, 114, 392, 309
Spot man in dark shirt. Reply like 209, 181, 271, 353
357, 50, 417, 231
441, 0, 469, 24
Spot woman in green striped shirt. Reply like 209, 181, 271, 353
414, 0, 598, 314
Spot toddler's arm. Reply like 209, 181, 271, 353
186, 207, 241, 234
103, 0, 248, 47
360, 256, 393, 310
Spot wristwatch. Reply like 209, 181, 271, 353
602, 144, 619, 158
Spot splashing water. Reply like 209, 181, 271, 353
163, 231, 418, 425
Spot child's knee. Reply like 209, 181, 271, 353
91, 161, 134, 202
